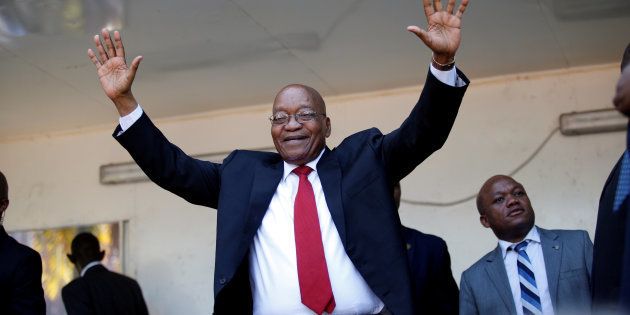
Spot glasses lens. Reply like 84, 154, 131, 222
271, 114, 288, 125
296, 112, 317, 123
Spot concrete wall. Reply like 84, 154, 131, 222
0, 64, 624, 314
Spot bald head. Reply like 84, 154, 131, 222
476, 175, 517, 214
274, 84, 326, 115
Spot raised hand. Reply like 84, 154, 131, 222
88, 29, 143, 116
407, 0, 469, 65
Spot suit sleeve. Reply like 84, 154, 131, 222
114, 113, 226, 208
377, 69, 469, 184
10, 250, 45, 315
459, 272, 479, 315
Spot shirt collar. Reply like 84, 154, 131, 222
80, 261, 103, 277
281, 148, 326, 182
498, 225, 540, 259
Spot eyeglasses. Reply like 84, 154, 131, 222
269, 111, 326, 125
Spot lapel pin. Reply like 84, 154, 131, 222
553, 245, 560, 250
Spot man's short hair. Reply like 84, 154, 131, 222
622, 42, 630, 72
0, 171, 7, 201
71, 232, 102, 263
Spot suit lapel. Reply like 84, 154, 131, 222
484, 245, 518, 314
539, 227, 561, 310
244, 158, 283, 235
317, 148, 347, 246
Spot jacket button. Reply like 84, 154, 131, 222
219, 278, 227, 285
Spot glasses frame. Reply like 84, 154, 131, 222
269, 112, 326, 125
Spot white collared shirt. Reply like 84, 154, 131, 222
80, 261, 102, 277
249, 149, 384, 314
498, 226, 555, 315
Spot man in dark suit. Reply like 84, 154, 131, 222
62, 232, 149, 315
393, 182, 459, 315
592, 43, 630, 314
86, 0, 470, 313
460, 175, 592, 315
0, 170, 46, 315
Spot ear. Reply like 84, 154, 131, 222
480, 215, 490, 228
324, 117, 331, 138
98, 250, 105, 261
0, 199, 8, 212
67, 254, 76, 263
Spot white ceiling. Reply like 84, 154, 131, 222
1, 0, 629, 140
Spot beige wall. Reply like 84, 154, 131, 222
0, 64, 624, 314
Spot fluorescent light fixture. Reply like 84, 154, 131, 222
100, 146, 276, 185
559, 108, 628, 136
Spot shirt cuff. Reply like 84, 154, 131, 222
118, 105, 143, 133
429, 63, 467, 87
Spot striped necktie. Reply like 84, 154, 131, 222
613, 151, 630, 213
514, 241, 542, 315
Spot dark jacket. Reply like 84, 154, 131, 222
62, 264, 149, 315
0, 225, 46, 315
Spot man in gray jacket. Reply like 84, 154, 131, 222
460, 175, 592, 315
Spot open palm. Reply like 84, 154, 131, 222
407, 0, 469, 61
88, 29, 142, 115
97, 56, 135, 100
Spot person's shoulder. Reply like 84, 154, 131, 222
106, 269, 142, 287
62, 276, 85, 296
539, 227, 591, 246
541, 227, 589, 238
339, 128, 383, 146
225, 149, 281, 164
329, 128, 385, 159
462, 247, 498, 275
1, 235, 41, 265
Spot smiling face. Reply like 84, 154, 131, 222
477, 175, 535, 243
271, 85, 331, 166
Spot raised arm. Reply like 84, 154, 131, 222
407, 0, 469, 67
88, 29, 143, 116
379, 0, 470, 183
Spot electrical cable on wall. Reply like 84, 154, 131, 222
401, 126, 561, 207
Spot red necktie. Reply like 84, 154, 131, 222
293, 165, 335, 315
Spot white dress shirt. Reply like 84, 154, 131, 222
80, 261, 103, 277
498, 226, 555, 315
249, 149, 384, 314
117, 65, 463, 314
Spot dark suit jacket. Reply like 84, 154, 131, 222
460, 227, 593, 315
0, 225, 45, 315
593, 151, 630, 313
62, 264, 149, 315
402, 226, 458, 315
115, 70, 468, 314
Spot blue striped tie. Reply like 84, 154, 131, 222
613, 151, 630, 213
514, 241, 542, 315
